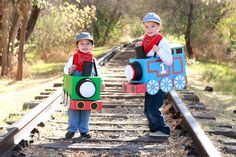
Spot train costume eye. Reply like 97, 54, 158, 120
76, 79, 96, 98
124, 65, 134, 80
124, 61, 142, 81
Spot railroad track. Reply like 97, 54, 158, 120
0, 42, 235, 157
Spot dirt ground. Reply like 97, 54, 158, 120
0, 75, 63, 125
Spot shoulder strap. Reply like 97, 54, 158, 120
93, 59, 98, 76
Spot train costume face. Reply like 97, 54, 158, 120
123, 43, 187, 95
63, 58, 102, 111
63, 75, 102, 110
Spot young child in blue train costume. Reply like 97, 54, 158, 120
64, 32, 101, 139
132, 12, 173, 136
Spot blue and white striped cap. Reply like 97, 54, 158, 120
143, 12, 161, 24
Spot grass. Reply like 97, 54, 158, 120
187, 59, 236, 95
186, 59, 236, 128
29, 46, 112, 76
31, 62, 65, 76
93, 46, 113, 58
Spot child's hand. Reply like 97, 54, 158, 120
153, 45, 160, 53
135, 41, 142, 47
69, 64, 77, 74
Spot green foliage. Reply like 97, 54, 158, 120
150, 0, 235, 62
166, 35, 185, 45
28, 46, 110, 76
26, 49, 40, 60
29, 1, 96, 59
129, 20, 144, 38
21, 0, 236, 66
93, 6, 122, 46
33, 0, 51, 9
191, 1, 236, 60
216, 3, 236, 52
93, 46, 113, 58
189, 60, 236, 95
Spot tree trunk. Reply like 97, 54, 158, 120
102, 12, 121, 45
8, 9, 21, 68
8, 4, 40, 70
185, 1, 194, 58
101, 0, 121, 45
93, 20, 100, 43
25, 5, 40, 41
16, 3, 30, 81
1, 0, 8, 76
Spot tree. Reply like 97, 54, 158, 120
16, 0, 31, 80
151, 0, 196, 58
185, 0, 194, 58
1, 0, 41, 78
82, 0, 132, 46
1, 0, 8, 76
146, 0, 235, 59
30, 1, 96, 58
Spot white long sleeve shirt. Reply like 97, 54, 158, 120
146, 38, 173, 66
64, 56, 100, 76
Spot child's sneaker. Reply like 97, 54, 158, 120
65, 131, 75, 138
80, 133, 91, 139
149, 131, 169, 137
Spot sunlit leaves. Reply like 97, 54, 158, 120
30, 1, 96, 56
33, 0, 51, 9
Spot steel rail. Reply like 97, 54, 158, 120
168, 90, 222, 157
0, 88, 62, 157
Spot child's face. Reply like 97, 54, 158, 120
143, 21, 160, 37
77, 39, 93, 53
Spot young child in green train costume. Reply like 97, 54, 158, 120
63, 32, 104, 139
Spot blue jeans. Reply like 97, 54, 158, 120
67, 109, 91, 133
67, 70, 90, 134
144, 90, 170, 134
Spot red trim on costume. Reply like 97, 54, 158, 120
70, 100, 102, 110
172, 57, 184, 74
147, 59, 170, 77
122, 83, 146, 93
